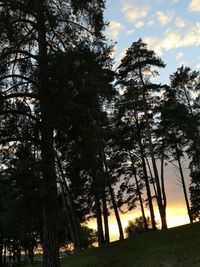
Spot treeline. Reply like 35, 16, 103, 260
0, 1, 199, 267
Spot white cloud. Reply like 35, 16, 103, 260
148, 20, 155, 26
118, 49, 127, 60
107, 21, 125, 39
175, 17, 186, 28
144, 22, 200, 54
127, 29, 135, 35
176, 52, 184, 59
121, 0, 151, 23
196, 63, 200, 69
188, 0, 200, 12
135, 21, 144, 29
143, 36, 163, 55
162, 28, 181, 50
156, 11, 173, 25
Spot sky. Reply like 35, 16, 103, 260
87, 0, 200, 239
104, 0, 200, 84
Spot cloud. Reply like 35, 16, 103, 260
175, 17, 186, 28
176, 52, 184, 59
121, 0, 151, 23
144, 22, 200, 54
143, 36, 163, 55
127, 29, 135, 35
162, 28, 181, 50
135, 21, 144, 29
148, 20, 155, 26
156, 11, 173, 25
188, 0, 200, 12
196, 63, 200, 69
107, 21, 125, 39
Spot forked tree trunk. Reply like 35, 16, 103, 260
140, 75, 167, 229
36, 2, 60, 266
101, 148, 124, 240
107, 183, 124, 240
58, 174, 77, 251
56, 154, 82, 252
145, 157, 158, 199
134, 110, 157, 230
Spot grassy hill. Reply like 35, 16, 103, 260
31, 222, 200, 267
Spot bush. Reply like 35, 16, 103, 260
125, 216, 152, 238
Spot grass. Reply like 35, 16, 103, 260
29, 222, 200, 267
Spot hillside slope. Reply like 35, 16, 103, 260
32, 222, 200, 267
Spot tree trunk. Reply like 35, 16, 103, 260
3, 243, 6, 267
145, 157, 158, 200
102, 188, 110, 243
134, 110, 157, 230
0, 238, 2, 267
107, 183, 124, 240
129, 152, 148, 231
94, 193, 105, 246
160, 146, 167, 229
101, 147, 124, 240
56, 154, 82, 252
36, 2, 60, 266
58, 174, 77, 251
175, 143, 193, 223
140, 75, 167, 229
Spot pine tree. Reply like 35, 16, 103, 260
117, 39, 167, 229
0, 1, 107, 265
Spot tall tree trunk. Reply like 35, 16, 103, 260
102, 188, 110, 243
129, 152, 148, 231
36, 2, 60, 266
160, 146, 167, 228
175, 143, 193, 223
58, 174, 77, 251
94, 192, 105, 246
145, 157, 158, 200
56, 154, 82, 252
139, 72, 167, 229
134, 110, 157, 230
0, 237, 2, 267
101, 147, 124, 240
3, 242, 6, 267
107, 183, 124, 240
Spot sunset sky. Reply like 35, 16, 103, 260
89, 0, 200, 240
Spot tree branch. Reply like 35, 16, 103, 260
0, 110, 40, 122
0, 137, 40, 145
0, 75, 37, 86
2, 92, 38, 100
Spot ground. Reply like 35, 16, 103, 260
29, 222, 200, 267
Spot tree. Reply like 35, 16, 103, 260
125, 216, 153, 238
0, 1, 108, 265
117, 39, 167, 229
158, 83, 193, 223
169, 66, 200, 221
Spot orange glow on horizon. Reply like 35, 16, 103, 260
87, 204, 190, 242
